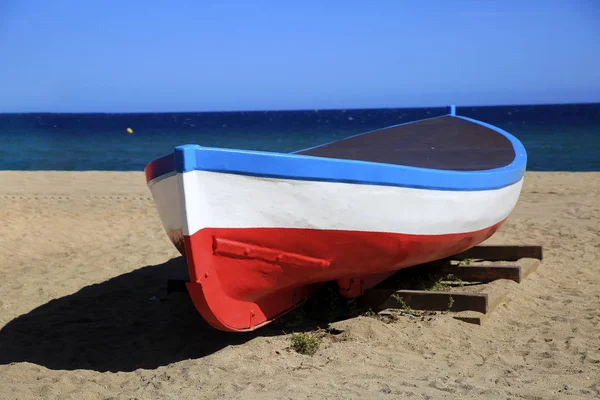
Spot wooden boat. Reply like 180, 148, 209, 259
144, 106, 527, 332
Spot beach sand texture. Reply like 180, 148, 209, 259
0, 171, 599, 399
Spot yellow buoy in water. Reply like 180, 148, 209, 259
126, 127, 133, 134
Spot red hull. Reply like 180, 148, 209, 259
176, 221, 505, 332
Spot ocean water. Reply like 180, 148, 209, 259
0, 103, 598, 171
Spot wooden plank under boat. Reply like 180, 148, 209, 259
144, 105, 527, 332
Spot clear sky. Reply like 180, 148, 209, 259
1, 0, 599, 112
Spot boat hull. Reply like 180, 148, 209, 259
147, 168, 522, 331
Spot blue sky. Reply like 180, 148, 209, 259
1, 0, 599, 112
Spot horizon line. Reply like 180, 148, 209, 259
1, 100, 599, 115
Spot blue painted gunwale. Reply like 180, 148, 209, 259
145, 110, 527, 192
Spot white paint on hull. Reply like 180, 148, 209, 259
148, 173, 182, 234
154, 170, 524, 237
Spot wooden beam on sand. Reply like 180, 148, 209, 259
437, 264, 522, 283
358, 289, 489, 313
452, 279, 518, 325
359, 280, 517, 321
437, 259, 541, 283
357, 252, 543, 325
450, 245, 543, 261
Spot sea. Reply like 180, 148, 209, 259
0, 103, 598, 171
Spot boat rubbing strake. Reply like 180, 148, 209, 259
144, 106, 527, 332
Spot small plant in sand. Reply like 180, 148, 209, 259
290, 332, 321, 356
453, 277, 465, 287
362, 309, 380, 319
447, 295, 455, 310
391, 294, 422, 317
325, 322, 345, 335
430, 277, 451, 291
417, 273, 465, 291
444, 273, 464, 288
418, 274, 452, 291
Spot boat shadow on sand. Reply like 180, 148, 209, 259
0, 256, 319, 373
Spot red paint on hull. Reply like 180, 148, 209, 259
176, 221, 505, 332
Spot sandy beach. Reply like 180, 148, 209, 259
0, 171, 599, 399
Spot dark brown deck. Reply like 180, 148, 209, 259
298, 116, 516, 171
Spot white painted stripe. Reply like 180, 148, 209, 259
172, 170, 523, 236
148, 173, 182, 234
